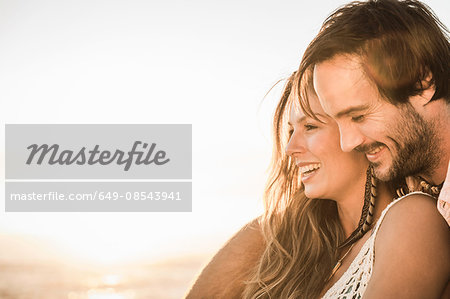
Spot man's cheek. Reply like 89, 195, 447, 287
360, 121, 388, 142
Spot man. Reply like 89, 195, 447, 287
184, 218, 264, 298
185, 0, 449, 297
300, 2, 450, 296
298, 0, 449, 222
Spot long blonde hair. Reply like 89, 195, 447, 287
242, 72, 344, 299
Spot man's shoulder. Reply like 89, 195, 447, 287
185, 217, 265, 298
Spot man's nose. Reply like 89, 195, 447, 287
338, 123, 365, 152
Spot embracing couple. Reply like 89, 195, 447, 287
187, 0, 449, 298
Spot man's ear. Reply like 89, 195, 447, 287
408, 73, 436, 110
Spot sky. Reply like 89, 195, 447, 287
0, 0, 448, 265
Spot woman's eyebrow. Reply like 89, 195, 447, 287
287, 112, 328, 126
313, 113, 327, 118
288, 116, 307, 126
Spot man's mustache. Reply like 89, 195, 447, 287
354, 142, 385, 153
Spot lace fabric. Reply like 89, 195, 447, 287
321, 191, 432, 299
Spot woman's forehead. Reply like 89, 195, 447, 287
288, 91, 303, 113
288, 90, 328, 120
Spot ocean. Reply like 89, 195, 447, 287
0, 255, 208, 299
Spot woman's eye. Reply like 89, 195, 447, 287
288, 128, 294, 136
351, 115, 365, 122
304, 124, 317, 131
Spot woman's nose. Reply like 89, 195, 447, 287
285, 131, 306, 157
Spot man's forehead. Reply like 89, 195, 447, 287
313, 55, 371, 91
314, 54, 362, 74
313, 55, 383, 117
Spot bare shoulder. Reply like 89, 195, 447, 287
378, 193, 448, 239
185, 217, 265, 299
364, 194, 450, 299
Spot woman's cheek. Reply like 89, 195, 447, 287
308, 132, 329, 152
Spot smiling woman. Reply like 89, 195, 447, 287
285, 80, 368, 201
186, 67, 449, 299
186, 0, 450, 297
186, 71, 388, 298
239, 71, 398, 299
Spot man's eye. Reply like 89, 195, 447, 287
351, 115, 365, 122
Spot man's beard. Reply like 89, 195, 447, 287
361, 104, 439, 182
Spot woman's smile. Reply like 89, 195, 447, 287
286, 93, 368, 200
297, 162, 321, 182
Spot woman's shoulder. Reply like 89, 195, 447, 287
363, 192, 449, 298
374, 192, 448, 250
378, 192, 445, 231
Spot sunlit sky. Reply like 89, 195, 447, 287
0, 0, 448, 265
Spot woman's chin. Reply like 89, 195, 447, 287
304, 187, 321, 199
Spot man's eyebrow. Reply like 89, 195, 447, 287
335, 105, 370, 119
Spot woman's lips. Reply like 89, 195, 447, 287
301, 168, 319, 182
298, 163, 321, 182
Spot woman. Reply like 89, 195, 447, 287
241, 71, 448, 298
240, 71, 385, 298
186, 72, 449, 298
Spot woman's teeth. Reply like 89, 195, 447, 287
299, 163, 321, 174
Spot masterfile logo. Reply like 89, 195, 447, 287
26, 141, 170, 171
5, 124, 192, 212
6, 124, 191, 179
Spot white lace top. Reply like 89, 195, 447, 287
321, 191, 432, 299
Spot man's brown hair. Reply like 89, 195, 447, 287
298, 0, 449, 104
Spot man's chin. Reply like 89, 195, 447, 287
371, 161, 395, 182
